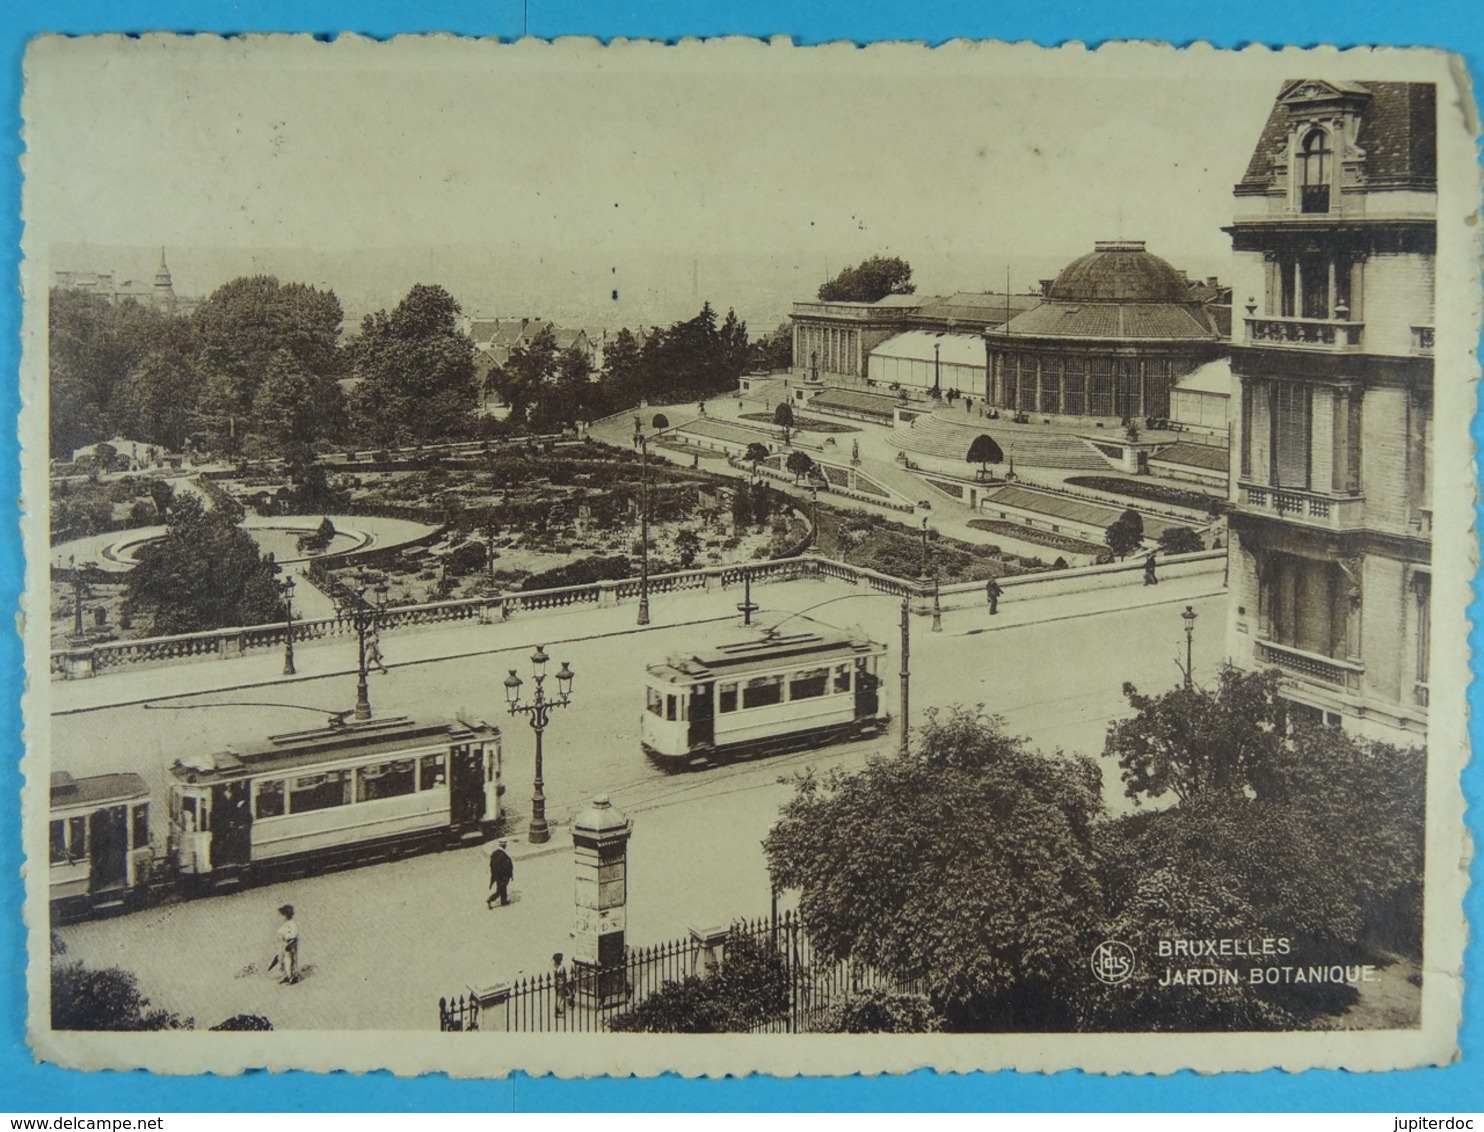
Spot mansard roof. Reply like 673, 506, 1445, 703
1237, 80, 1437, 194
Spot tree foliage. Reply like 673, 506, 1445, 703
123, 493, 286, 635
1104, 667, 1290, 806
785, 451, 814, 482
348, 284, 477, 445
52, 962, 189, 1031
817, 255, 916, 303
966, 434, 1004, 473
818, 990, 944, 1033
606, 929, 789, 1033
1157, 526, 1205, 555
765, 707, 1105, 1030
1104, 508, 1145, 559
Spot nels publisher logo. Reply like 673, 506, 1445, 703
1091, 940, 1136, 985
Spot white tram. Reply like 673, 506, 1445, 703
50, 771, 153, 920
169, 714, 502, 891
641, 628, 888, 768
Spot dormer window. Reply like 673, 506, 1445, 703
1299, 128, 1333, 213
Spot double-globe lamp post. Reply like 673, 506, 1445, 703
634, 422, 651, 627
504, 645, 575, 845
1182, 605, 1198, 690
340, 574, 389, 721
281, 575, 297, 676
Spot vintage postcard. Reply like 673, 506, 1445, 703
19, 35, 1479, 1077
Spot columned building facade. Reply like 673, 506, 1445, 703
982, 241, 1226, 422
789, 297, 918, 384
1224, 79, 1435, 741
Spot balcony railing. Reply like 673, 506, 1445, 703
1238, 482, 1365, 530
1255, 639, 1364, 693
1244, 316, 1363, 351
1411, 325, 1434, 356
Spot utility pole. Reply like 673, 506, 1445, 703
899, 595, 910, 757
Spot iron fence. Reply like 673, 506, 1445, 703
437, 910, 913, 1034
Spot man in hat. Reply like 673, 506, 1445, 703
274, 904, 300, 984
487, 839, 514, 908
986, 576, 1003, 616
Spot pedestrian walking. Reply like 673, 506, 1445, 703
271, 904, 300, 984
1144, 552, 1158, 586
986, 577, 1003, 616
487, 839, 514, 908
552, 953, 576, 1016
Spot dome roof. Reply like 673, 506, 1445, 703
1048, 241, 1191, 303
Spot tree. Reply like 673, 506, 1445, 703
773, 401, 795, 445
1158, 526, 1204, 555
744, 441, 770, 474
966, 434, 1004, 479
123, 493, 287, 635
817, 255, 916, 303
749, 480, 773, 528
192, 275, 343, 440
765, 707, 1105, 1030
749, 321, 793, 373
785, 450, 814, 483
652, 413, 670, 430
348, 284, 478, 445
1091, 707, 1426, 1029
1103, 667, 1291, 806
717, 308, 751, 384
674, 528, 702, 568
1104, 508, 1144, 559
730, 480, 752, 532
251, 348, 347, 464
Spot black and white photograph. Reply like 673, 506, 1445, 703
19, 36, 1476, 1077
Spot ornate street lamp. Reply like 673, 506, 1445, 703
1181, 605, 1198, 690
920, 516, 941, 633
635, 423, 651, 626
932, 340, 942, 398
338, 572, 389, 720
504, 645, 575, 845
281, 575, 297, 676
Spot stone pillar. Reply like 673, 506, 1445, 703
572, 796, 633, 1005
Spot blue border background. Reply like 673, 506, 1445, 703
2, 0, 1479, 1113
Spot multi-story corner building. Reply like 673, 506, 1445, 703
1224, 80, 1435, 741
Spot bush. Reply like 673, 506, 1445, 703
819, 990, 943, 1033
607, 930, 789, 1033
522, 554, 632, 591
52, 962, 190, 1031
211, 1014, 274, 1031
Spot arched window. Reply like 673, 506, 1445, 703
1299, 128, 1332, 213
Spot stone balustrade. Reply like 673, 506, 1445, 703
1244, 316, 1364, 351
51, 550, 1227, 680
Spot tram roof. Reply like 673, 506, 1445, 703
50, 771, 148, 811
168, 714, 497, 784
646, 629, 884, 684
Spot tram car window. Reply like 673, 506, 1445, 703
641, 628, 888, 769
49, 770, 152, 920
164, 715, 502, 893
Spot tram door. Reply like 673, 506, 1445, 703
688, 682, 715, 749
88, 805, 129, 895
450, 745, 484, 826
854, 659, 880, 718
209, 782, 252, 869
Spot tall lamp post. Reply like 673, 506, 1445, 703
338, 573, 389, 720
59, 555, 88, 645
281, 576, 297, 676
503, 645, 575, 845
1181, 605, 1198, 690
920, 517, 941, 633
932, 340, 942, 398
635, 423, 651, 626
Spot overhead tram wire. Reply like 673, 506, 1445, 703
756, 590, 914, 757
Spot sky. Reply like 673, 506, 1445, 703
26, 37, 1286, 330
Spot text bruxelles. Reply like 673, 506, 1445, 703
1157, 937, 1291, 959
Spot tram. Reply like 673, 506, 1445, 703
641, 627, 888, 769
168, 714, 503, 893
49, 771, 154, 920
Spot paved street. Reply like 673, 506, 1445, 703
48, 570, 1226, 1030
